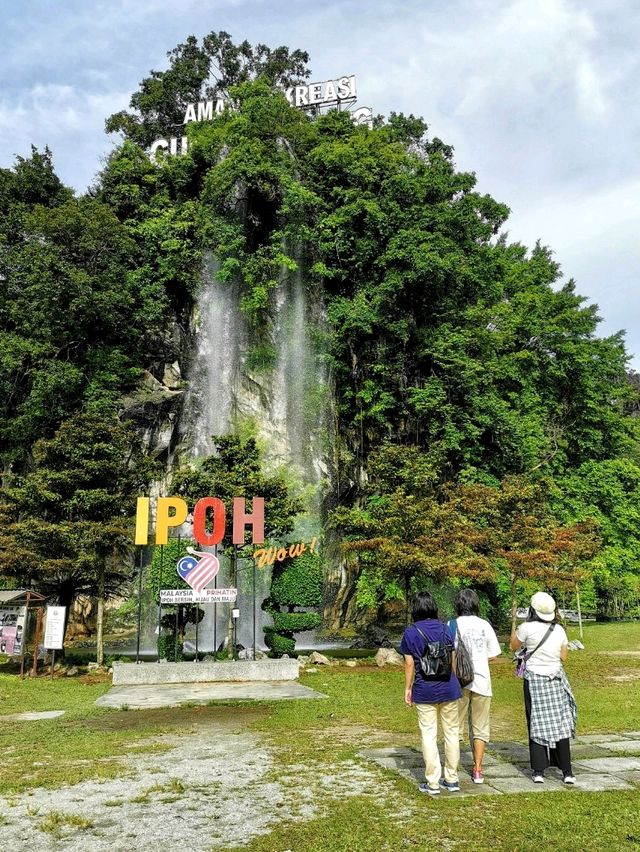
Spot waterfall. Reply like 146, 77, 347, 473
167, 247, 331, 652
270, 246, 329, 488
182, 254, 244, 457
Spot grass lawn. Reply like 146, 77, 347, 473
1, 621, 639, 849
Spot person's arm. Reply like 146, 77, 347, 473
487, 624, 502, 660
559, 626, 569, 662
510, 627, 523, 651
404, 654, 415, 706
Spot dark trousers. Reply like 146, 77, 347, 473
523, 678, 572, 775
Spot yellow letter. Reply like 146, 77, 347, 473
135, 497, 150, 545
155, 497, 188, 545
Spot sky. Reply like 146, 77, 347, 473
1, 0, 638, 366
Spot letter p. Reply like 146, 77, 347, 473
155, 497, 188, 545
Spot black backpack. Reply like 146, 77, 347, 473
415, 625, 453, 682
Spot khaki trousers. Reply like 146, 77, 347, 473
458, 688, 492, 743
415, 700, 460, 787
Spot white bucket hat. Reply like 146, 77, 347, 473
531, 591, 556, 622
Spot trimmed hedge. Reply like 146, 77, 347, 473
263, 551, 323, 657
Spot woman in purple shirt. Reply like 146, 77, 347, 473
401, 592, 462, 795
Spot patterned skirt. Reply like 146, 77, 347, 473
525, 669, 577, 748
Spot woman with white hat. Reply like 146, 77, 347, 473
510, 591, 577, 785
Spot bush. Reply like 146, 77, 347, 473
157, 633, 184, 661
263, 628, 295, 656
263, 551, 323, 657
271, 611, 322, 632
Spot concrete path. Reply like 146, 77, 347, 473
96, 680, 326, 709
0, 710, 65, 722
361, 731, 640, 795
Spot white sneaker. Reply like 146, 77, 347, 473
532, 773, 544, 783
563, 774, 576, 785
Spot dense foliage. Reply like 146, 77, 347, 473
1, 32, 639, 626
0, 412, 151, 619
263, 551, 323, 655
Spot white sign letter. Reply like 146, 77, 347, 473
183, 103, 197, 124
197, 100, 213, 121
149, 138, 169, 161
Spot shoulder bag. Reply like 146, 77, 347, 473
449, 618, 474, 688
514, 623, 555, 678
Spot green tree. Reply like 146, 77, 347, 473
105, 31, 310, 147
0, 411, 153, 660
556, 458, 640, 617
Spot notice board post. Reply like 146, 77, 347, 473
44, 606, 66, 679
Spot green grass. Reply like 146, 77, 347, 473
239, 792, 640, 852
39, 810, 94, 838
1, 623, 639, 850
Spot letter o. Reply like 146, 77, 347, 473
193, 497, 226, 546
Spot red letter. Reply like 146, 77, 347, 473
232, 497, 265, 545
193, 497, 226, 546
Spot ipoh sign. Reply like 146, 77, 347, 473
150, 74, 372, 160
135, 496, 265, 547
136, 496, 318, 603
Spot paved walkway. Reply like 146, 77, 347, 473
96, 680, 326, 709
361, 731, 640, 795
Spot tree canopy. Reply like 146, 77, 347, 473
1, 32, 639, 625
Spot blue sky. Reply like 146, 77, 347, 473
1, 0, 638, 366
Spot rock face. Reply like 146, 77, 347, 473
374, 647, 404, 667
309, 651, 331, 665
350, 625, 393, 649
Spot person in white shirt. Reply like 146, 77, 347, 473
510, 591, 577, 785
450, 589, 502, 784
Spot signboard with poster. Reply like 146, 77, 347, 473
0, 605, 27, 656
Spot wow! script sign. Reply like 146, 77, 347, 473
135, 496, 264, 546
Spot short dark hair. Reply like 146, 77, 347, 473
412, 592, 438, 622
526, 606, 560, 625
454, 589, 480, 617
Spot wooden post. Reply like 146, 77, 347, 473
31, 607, 43, 678
20, 591, 31, 678
576, 583, 584, 640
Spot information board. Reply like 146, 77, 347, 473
0, 605, 27, 656
44, 606, 66, 650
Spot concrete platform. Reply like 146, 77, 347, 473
96, 680, 326, 709
111, 658, 299, 686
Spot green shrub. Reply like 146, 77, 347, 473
263, 551, 323, 657
271, 611, 322, 632
270, 553, 323, 607
263, 628, 295, 656
157, 634, 184, 661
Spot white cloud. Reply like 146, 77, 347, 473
0, 0, 637, 361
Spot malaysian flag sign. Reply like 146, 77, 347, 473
176, 548, 220, 592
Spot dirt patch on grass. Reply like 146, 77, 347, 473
0, 712, 392, 851
607, 669, 640, 682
